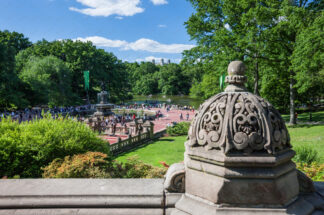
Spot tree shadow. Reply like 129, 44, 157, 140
158, 138, 175, 142
286, 123, 324, 129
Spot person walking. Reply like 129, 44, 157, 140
186, 112, 189, 121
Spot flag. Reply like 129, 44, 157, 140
83, 71, 90, 90
219, 73, 226, 90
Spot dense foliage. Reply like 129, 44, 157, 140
19, 56, 74, 107
293, 146, 319, 165
293, 144, 324, 181
167, 122, 191, 136
0, 116, 109, 178
1, 1, 323, 114
125, 62, 191, 96
296, 162, 324, 181
0, 30, 31, 109
43, 153, 166, 179
182, 0, 324, 121
15, 39, 130, 105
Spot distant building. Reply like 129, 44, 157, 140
151, 58, 171, 66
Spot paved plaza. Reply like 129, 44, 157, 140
103, 108, 196, 144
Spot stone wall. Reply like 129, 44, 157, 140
0, 165, 184, 215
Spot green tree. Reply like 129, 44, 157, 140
291, 12, 324, 106
0, 30, 31, 109
184, 0, 322, 123
184, 0, 282, 96
158, 63, 191, 95
19, 56, 74, 107
131, 62, 159, 95
15, 39, 129, 104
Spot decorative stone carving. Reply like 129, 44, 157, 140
164, 163, 185, 193
187, 61, 290, 155
172, 61, 324, 215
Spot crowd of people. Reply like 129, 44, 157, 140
0, 102, 196, 125
0, 105, 92, 123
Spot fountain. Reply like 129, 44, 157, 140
93, 81, 114, 117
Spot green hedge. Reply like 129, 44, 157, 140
0, 115, 109, 178
167, 122, 191, 136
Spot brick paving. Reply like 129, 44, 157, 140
102, 108, 196, 144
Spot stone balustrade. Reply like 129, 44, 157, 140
0, 163, 185, 215
109, 129, 166, 155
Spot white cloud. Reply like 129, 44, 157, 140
125, 38, 195, 53
150, 0, 168, 5
75, 36, 195, 54
69, 0, 144, 17
75, 36, 128, 48
158, 24, 167, 28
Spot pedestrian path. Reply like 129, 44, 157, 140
102, 108, 196, 144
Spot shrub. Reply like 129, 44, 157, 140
167, 122, 191, 136
118, 156, 166, 178
296, 162, 324, 181
0, 115, 109, 178
42, 154, 166, 179
293, 146, 319, 165
42, 152, 116, 178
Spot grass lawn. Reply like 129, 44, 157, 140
282, 111, 324, 122
115, 125, 324, 167
115, 136, 187, 167
287, 124, 324, 163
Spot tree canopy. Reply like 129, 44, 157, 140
182, 0, 323, 123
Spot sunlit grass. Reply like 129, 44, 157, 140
115, 125, 324, 166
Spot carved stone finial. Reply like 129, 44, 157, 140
225, 60, 247, 92
187, 61, 291, 155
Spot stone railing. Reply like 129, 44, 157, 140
110, 131, 149, 155
0, 163, 185, 215
109, 129, 166, 155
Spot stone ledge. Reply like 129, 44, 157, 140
0, 179, 164, 210
0, 208, 163, 215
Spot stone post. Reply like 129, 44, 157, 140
143, 120, 154, 139
129, 120, 138, 136
172, 61, 316, 215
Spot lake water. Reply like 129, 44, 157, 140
126, 95, 204, 109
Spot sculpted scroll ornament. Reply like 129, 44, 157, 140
187, 92, 291, 154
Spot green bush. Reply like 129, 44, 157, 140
167, 122, 191, 136
117, 156, 166, 178
42, 152, 116, 178
296, 162, 324, 181
293, 146, 319, 165
42, 154, 166, 179
0, 115, 109, 178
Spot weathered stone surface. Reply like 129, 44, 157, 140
0, 209, 163, 215
187, 61, 290, 155
164, 163, 185, 193
172, 61, 324, 215
187, 92, 290, 155
172, 194, 318, 215
0, 179, 164, 210
0, 178, 186, 214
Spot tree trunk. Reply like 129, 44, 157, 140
289, 71, 296, 124
254, 59, 259, 95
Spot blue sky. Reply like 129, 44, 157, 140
0, 0, 196, 63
